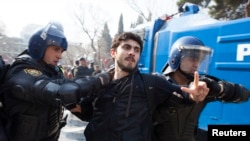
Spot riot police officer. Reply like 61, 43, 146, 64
0, 21, 109, 141
152, 36, 250, 141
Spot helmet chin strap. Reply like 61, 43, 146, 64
178, 67, 194, 82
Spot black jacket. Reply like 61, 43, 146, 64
83, 70, 191, 141
75, 66, 92, 78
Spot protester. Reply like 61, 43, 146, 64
0, 56, 5, 67
0, 21, 109, 141
71, 59, 79, 78
75, 57, 92, 78
92, 65, 102, 76
71, 32, 209, 141
152, 36, 250, 141
89, 62, 95, 75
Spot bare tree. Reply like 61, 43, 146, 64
123, 0, 178, 22
123, 0, 153, 21
246, 0, 250, 17
72, 3, 108, 62
62, 43, 85, 66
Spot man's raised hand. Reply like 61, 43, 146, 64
181, 71, 209, 103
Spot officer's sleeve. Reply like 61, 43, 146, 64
7, 68, 103, 108
217, 81, 250, 102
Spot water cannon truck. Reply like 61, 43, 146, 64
130, 2, 250, 137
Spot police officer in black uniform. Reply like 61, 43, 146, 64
0, 21, 109, 141
152, 36, 250, 141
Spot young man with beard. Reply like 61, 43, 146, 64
71, 32, 210, 141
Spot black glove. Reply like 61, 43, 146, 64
199, 76, 222, 97
58, 82, 80, 109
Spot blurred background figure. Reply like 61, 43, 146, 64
0, 56, 5, 67
71, 60, 79, 78
89, 62, 95, 75
92, 65, 102, 76
75, 57, 91, 78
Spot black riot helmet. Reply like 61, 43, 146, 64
28, 21, 68, 60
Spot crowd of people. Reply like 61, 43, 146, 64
0, 21, 249, 141
61, 57, 103, 80
59, 60, 100, 81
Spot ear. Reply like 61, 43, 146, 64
110, 48, 115, 58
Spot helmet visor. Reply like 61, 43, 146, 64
46, 35, 67, 50
179, 45, 213, 74
40, 22, 67, 50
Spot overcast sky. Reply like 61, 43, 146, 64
0, 0, 178, 42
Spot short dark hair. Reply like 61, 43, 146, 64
75, 60, 79, 65
79, 57, 86, 61
111, 32, 143, 53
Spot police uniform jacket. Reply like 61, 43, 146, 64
152, 74, 250, 141
1, 51, 102, 141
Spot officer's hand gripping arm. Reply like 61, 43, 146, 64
56, 74, 110, 108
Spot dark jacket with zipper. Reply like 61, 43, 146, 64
83, 69, 192, 141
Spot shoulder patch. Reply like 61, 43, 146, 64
24, 68, 42, 77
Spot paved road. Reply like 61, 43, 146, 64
59, 110, 87, 141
